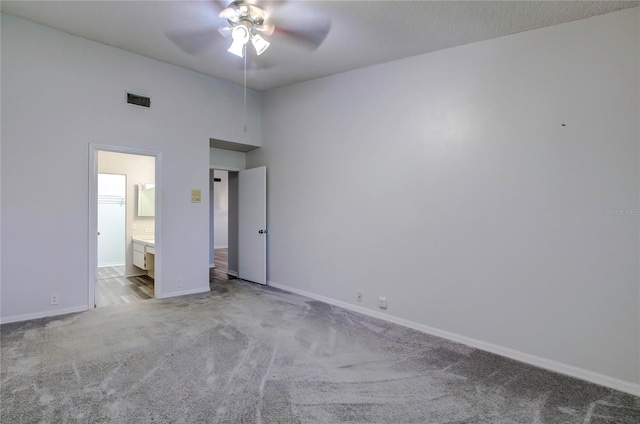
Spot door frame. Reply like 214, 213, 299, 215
210, 165, 243, 276
88, 144, 163, 308
209, 169, 232, 269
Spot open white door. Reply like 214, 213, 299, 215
239, 166, 267, 285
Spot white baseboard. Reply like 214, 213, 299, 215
227, 270, 238, 277
156, 286, 211, 299
1, 305, 89, 325
209, 264, 216, 269
214, 245, 228, 249
267, 281, 640, 397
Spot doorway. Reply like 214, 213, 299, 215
89, 145, 162, 309
210, 169, 237, 287
209, 166, 267, 287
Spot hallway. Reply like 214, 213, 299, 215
209, 248, 235, 288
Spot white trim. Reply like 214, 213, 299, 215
267, 281, 640, 397
1, 306, 89, 325
214, 245, 229, 249
227, 270, 238, 277
209, 165, 244, 172
156, 287, 210, 299
210, 264, 216, 269
88, 147, 98, 309
89, 144, 163, 309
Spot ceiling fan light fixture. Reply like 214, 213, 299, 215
251, 34, 270, 56
227, 40, 245, 57
228, 23, 250, 57
231, 24, 250, 44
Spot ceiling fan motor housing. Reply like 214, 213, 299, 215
224, 1, 266, 30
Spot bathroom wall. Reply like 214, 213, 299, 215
98, 150, 155, 277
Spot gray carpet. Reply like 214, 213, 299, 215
1, 279, 638, 423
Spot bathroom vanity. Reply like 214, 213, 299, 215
132, 237, 155, 279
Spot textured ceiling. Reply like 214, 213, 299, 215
2, 1, 638, 91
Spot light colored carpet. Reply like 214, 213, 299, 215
1, 279, 638, 423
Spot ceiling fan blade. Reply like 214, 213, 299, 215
166, 28, 222, 55
218, 26, 232, 38
211, 0, 232, 14
219, 6, 237, 20
272, 18, 331, 50
259, 0, 289, 9
255, 23, 275, 36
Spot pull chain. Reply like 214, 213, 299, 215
243, 44, 248, 134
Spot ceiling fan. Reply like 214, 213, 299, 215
220, 1, 274, 57
168, 0, 332, 60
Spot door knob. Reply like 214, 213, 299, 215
258, 229, 268, 234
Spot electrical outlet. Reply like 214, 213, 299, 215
357, 292, 363, 303
378, 296, 387, 309
49, 294, 59, 306
177, 280, 182, 288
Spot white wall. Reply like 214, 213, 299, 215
1, 14, 261, 321
0, 13, 3, 324
249, 8, 639, 390
98, 151, 155, 276
210, 147, 246, 171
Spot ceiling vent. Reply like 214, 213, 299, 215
126, 92, 150, 108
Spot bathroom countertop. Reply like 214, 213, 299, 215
132, 237, 155, 248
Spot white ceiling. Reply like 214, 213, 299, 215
2, 1, 638, 91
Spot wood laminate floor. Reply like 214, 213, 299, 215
210, 248, 235, 287
97, 247, 231, 307
96, 274, 154, 308
97, 265, 125, 279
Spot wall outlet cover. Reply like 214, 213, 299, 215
378, 296, 387, 309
